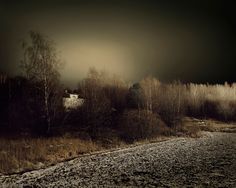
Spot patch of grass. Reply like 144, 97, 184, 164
1, 115, 234, 175
0, 136, 104, 174
202, 120, 236, 133
181, 117, 236, 134
0, 125, 173, 175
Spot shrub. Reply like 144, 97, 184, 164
118, 109, 170, 141
126, 83, 145, 109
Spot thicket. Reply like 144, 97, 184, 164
2, 68, 236, 141
62, 70, 236, 141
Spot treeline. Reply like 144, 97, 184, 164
66, 70, 236, 141
2, 68, 236, 140
1, 31, 236, 141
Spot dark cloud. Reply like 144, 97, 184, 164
0, 0, 236, 86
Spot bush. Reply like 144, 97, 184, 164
126, 83, 145, 109
118, 109, 170, 141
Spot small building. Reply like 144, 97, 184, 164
63, 90, 84, 111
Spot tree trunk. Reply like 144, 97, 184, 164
44, 75, 51, 133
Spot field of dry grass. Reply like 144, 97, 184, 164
1, 117, 235, 175
0, 135, 174, 175
0, 129, 182, 175
181, 117, 236, 133
0, 124, 205, 175
0, 136, 108, 174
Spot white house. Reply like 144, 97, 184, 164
63, 91, 84, 111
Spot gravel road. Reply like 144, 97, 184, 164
1, 132, 236, 188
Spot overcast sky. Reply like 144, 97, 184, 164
0, 0, 235, 87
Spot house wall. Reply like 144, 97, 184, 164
63, 97, 84, 110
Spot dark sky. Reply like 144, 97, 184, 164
0, 0, 236, 87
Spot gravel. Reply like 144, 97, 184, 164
1, 132, 236, 187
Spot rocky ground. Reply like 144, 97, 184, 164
0, 131, 236, 188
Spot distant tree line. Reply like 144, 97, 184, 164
1, 31, 236, 141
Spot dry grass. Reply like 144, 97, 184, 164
178, 118, 203, 137
0, 136, 105, 174
0, 132, 174, 175
0, 124, 178, 175
200, 119, 236, 133
181, 117, 236, 134
2, 116, 233, 175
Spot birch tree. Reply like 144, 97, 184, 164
21, 31, 63, 133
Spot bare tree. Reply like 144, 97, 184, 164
140, 76, 161, 112
21, 31, 63, 133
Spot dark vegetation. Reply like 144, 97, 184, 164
1, 31, 236, 173
1, 31, 236, 140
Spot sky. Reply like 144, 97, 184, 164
0, 0, 236, 87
